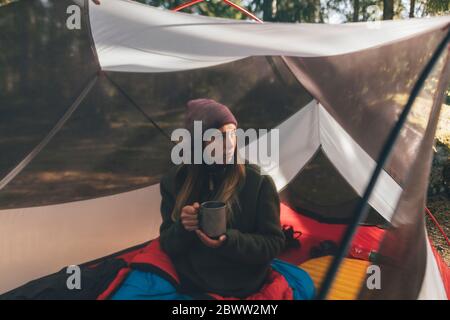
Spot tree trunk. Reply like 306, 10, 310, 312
409, 0, 415, 18
383, 0, 394, 20
262, 0, 273, 21
353, 0, 360, 22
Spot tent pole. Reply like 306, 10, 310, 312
317, 29, 450, 300
222, 0, 263, 22
172, 0, 205, 12
0, 73, 99, 192
172, 0, 263, 23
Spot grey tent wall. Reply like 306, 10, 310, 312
323, 30, 450, 299
282, 25, 450, 298
282, 28, 448, 188
0, 74, 98, 191
0, 0, 171, 293
358, 48, 450, 299
0, 0, 100, 182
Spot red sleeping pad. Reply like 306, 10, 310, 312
278, 203, 386, 265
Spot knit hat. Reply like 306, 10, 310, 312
184, 98, 237, 133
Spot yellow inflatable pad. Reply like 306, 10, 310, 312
299, 256, 369, 300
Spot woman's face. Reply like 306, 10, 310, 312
221, 123, 237, 163
204, 123, 237, 164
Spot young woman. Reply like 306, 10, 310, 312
159, 98, 285, 298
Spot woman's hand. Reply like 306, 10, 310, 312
180, 202, 200, 231
196, 230, 227, 248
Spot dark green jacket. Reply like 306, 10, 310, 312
159, 163, 285, 298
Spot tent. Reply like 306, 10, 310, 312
0, 0, 449, 299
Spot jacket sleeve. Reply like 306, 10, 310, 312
217, 175, 285, 265
159, 173, 196, 256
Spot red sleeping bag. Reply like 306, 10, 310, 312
97, 239, 293, 300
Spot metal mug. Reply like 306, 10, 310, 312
199, 201, 227, 239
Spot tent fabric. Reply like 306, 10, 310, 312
241, 100, 320, 193
279, 149, 384, 224
429, 240, 450, 299
283, 27, 449, 187
359, 48, 450, 300
417, 238, 448, 300
0, 184, 163, 295
317, 103, 402, 221
0, 0, 99, 181
0, 55, 310, 209
241, 100, 402, 222
0, 0, 449, 299
89, 0, 450, 73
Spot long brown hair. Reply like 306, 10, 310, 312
171, 159, 246, 223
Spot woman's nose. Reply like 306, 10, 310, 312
225, 133, 235, 145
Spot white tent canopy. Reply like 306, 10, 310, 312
88, 0, 450, 72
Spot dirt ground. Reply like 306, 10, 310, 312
426, 102, 450, 266
427, 195, 450, 266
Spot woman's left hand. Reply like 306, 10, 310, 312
195, 230, 227, 248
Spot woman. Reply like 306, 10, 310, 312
159, 98, 286, 298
